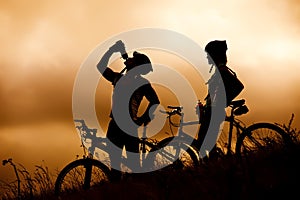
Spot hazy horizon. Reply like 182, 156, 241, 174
1, 0, 300, 181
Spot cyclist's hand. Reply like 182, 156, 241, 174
133, 116, 142, 126
134, 114, 150, 126
139, 113, 151, 126
109, 40, 125, 53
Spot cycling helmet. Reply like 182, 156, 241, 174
205, 40, 227, 55
126, 51, 152, 71
205, 40, 228, 65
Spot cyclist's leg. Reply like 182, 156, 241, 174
123, 132, 141, 171
106, 119, 124, 181
196, 106, 211, 149
197, 106, 225, 159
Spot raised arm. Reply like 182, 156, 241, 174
96, 41, 126, 83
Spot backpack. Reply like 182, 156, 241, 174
206, 65, 244, 107
219, 65, 244, 106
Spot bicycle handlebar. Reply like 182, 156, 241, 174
74, 119, 97, 133
160, 105, 183, 117
74, 119, 85, 124
167, 105, 183, 110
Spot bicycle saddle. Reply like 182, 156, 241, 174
234, 105, 249, 115
230, 99, 245, 108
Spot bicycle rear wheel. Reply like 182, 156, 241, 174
235, 122, 291, 156
54, 158, 111, 196
145, 137, 199, 172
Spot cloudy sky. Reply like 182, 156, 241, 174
1, 0, 300, 180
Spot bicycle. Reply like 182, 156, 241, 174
216, 99, 292, 157
151, 99, 292, 167
54, 99, 291, 196
54, 120, 111, 196
54, 118, 194, 196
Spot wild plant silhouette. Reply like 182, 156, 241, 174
1, 114, 299, 200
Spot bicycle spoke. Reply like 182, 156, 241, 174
145, 138, 199, 171
236, 123, 289, 156
55, 159, 110, 196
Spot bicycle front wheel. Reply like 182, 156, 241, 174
145, 137, 199, 172
235, 122, 291, 156
54, 158, 111, 196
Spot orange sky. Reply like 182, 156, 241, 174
1, 0, 300, 181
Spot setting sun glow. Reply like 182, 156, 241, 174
1, 0, 300, 184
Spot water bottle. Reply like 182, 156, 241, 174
197, 100, 204, 123
115, 40, 128, 60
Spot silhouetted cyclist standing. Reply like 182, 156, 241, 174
196, 40, 233, 155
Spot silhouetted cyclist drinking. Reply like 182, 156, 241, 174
96, 41, 160, 180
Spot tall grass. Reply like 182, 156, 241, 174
277, 113, 300, 144
1, 114, 299, 199
1, 160, 56, 200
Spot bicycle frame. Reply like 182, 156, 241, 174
162, 99, 250, 157
161, 106, 199, 139
74, 98, 249, 170
74, 119, 168, 171
224, 106, 247, 154
56, 99, 291, 196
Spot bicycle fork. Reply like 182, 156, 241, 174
83, 159, 93, 190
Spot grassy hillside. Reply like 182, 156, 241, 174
54, 144, 300, 200
1, 119, 300, 200
2, 143, 300, 200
